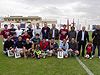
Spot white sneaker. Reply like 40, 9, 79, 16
99, 56, 100, 59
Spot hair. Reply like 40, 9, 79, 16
4, 24, 8, 27
35, 33, 40, 36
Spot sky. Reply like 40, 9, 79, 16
0, 0, 100, 25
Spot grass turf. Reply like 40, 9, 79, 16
0, 39, 87, 75
0, 31, 99, 75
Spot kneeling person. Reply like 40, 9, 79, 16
68, 38, 79, 56
59, 39, 69, 58
4, 36, 14, 56
23, 38, 33, 58
48, 38, 59, 56
14, 36, 25, 57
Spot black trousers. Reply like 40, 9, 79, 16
78, 41, 86, 57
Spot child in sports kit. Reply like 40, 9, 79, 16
85, 41, 93, 59
34, 44, 42, 59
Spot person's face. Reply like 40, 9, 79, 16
63, 25, 66, 29
4, 26, 8, 29
43, 39, 46, 43
82, 27, 85, 31
11, 25, 14, 28
71, 27, 75, 31
52, 24, 55, 28
26, 39, 30, 43
7, 36, 11, 41
36, 35, 39, 38
51, 39, 54, 43
18, 36, 22, 41
13, 34, 17, 37
44, 22, 47, 27
36, 23, 39, 28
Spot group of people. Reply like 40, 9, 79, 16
0, 22, 100, 59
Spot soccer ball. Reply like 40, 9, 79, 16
85, 54, 90, 59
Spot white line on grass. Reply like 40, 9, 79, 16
76, 57, 94, 75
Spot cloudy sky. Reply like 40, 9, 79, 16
0, 0, 100, 24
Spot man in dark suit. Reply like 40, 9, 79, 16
49, 24, 59, 40
77, 26, 89, 57
41, 22, 50, 40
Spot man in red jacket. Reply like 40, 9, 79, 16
40, 39, 49, 51
39, 39, 49, 58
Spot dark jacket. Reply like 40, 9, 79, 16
4, 40, 14, 51
92, 29, 100, 45
42, 27, 50, 39
68, 30, 77, 41
69, 42, 78, 51
77, 30, 89, 43
49, 28, 59, 40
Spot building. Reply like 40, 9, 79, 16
3, 16, 42, 23
0, 16, 58, 29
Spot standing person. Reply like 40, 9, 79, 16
27, 24, 33, 38
41, 22, 50, 40
15, 25, 23, 37
9, 24, 16, 36
77, 26, 89, 57
34, 23, 42, 39
68, 26, 77, 42
0, 24, 10, 42
92, 25, 100, 58
59, 25, 68, 43
49, 24, 59, 40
